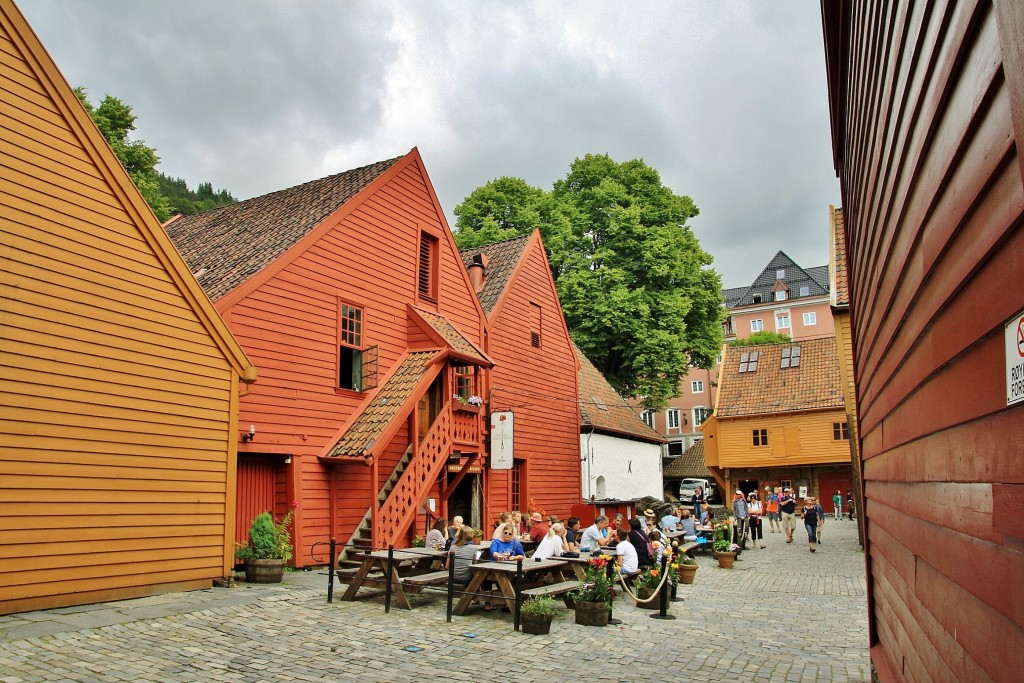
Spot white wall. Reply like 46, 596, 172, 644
580, 432, 663, 501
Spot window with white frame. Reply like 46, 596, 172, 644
751, 319, 764, 333
691, 380, 704, 393
803, 311, 817, 325
693, 407, 709, 427
666, 408, 680, 430
799, 286, 810, 297
776, 269, 786, 279
776, 313, 790, 329
716, 353, 723, 364
775, 290, 787, 301
641, 410, 655, 429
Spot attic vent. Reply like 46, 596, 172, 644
781, 346, 801, 368
530, 331, 540, 348
592, 396, 609, 412
739, 351, 760, 373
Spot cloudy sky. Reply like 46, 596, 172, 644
22, 0, 839, 287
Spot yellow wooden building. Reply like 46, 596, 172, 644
0, 0, 256, 615
700, 336, 853, 506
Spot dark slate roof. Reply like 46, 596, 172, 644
575, 343, 665, 444
715, 337, 844, 417
165, 156, 403, 301
325, 350, 439, 459
459, 234, 532, 315
663, 440, 713, 478
726, 251, 829, 309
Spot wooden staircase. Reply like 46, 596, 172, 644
337, 443, 414, 567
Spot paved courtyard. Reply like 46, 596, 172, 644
0, 519, 870, 682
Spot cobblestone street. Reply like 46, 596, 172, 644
0, 519, 869, 682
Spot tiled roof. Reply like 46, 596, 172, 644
165, 156, 402, 301
459, 234, 531, 315
663, 440, 713, 478
411, 307, 491, 365
325, 350, 439, 459
574, 343, 665, 443
830, 207, 849, 308
715, 337, 844, 417
726, 251, 829, 309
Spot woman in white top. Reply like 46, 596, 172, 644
747, 492, 766, 549
532, 522, 569, 560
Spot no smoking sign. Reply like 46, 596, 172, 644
1007, 311, 1024, 405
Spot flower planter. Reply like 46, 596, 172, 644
574, 600, 610, 626
677, 563, 699, 584
454, 403, 481, 414
244, 558, 285, 583
520, 612, 553, 635
635, 586, 660, 609
715, 551, 737, 569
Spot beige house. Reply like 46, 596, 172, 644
0, 0, 255, 614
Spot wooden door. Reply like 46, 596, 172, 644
236, 454, 280, 547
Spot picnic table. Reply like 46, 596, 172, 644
339, 547, 448, 609
560, 549, 616, 579
452, 558, 571, 615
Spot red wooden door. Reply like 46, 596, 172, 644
817, 472, 852, 514
236, 455, 279, 547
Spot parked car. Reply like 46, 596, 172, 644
679, 477, 718, 504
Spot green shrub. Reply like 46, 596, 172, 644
235, 511, 293, 562
520, 595, 559, 617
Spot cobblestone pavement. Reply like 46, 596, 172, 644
0, 519, 869, 682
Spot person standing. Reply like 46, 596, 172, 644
813, 497, 826, 544
766, 488, 781, 534
692, 486, 706, 521
731, 490, 749, 546
801, 496, 821, 552
778, 488, 797, 543
832, 490, 843, 521
847, 490, 855, 520
747, 492, 765, 549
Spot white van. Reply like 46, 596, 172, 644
679, 477, 717, 503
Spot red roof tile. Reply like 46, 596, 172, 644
410, 307, 491, 366
830, 206, 849, 308
459, 234, 531, 315
663, 440, 713, 478
574, 343, 665, 443
715, 337, 844, 417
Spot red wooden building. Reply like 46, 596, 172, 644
823, 2, 1024, 680
166, 149, 493, 564
460, 232, 580, 524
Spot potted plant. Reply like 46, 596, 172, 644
634, 566, 663, 609
519, 595, 558, 635
712, 521, 738, 568
569, 557, 613, 626
235, 510, 294, 583
674, 553, 699, 584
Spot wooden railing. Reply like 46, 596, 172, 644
374, 403, 453, 549
451, 404, 481, 446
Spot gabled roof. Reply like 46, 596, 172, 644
574, 343, 665, 444
715, 337, 844, 417
409, 306, 492, 366
829, 206, 849, 308
165, 156, 402, 301
726, 251, 829, 309
459, 234, 532, 315
323, 350, 441, 460
663, 440, 713, 478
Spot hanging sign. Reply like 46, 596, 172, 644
489, 411, 514, 470
1007, 309, 1024, 406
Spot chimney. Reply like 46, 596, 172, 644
468, 253, 487, 293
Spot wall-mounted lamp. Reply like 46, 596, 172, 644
242, 424, 256, 442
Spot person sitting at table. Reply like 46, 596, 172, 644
660, 507, 681, 534
614, 528, 639, 575
648, 529, 669, 565
579, 516, 610, 550
641, 508, 657, 532
700, 502, 712, 525
527, 512, 549, 543
627, 517, 653, 567
446, 526, 477, 586
492, 511, 511, 540
565, 517, 581, 551
677, 509, 698, 542
489, 523, 526, 563
511, 511, 527, 539
425, 518, 447, 550
533, 522, 569, 560
447, 515, 464, 546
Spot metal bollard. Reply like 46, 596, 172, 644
446, 549, 456, 622
513, 558, 523, 631
384, 545, 394, 613
327, 538, 337, 603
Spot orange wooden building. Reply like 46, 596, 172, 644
0, 0, 256, 614
823, 1, 1024, 679
460, 232, 581, 524
700, 337, 853, 502
166, 149, 494, 565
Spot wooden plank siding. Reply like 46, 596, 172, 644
0, 0, 254, 615
481, 232, 579, 524
714, 411, 852, 469
822, 0, 1024, 679
223, 153, 488, 564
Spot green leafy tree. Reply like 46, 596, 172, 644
730, 331, 792, 347
455, 154, 724, 409
75, 87, 171, 221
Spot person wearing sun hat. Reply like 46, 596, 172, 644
527, 511, 549, 543
641, 508, 657, 532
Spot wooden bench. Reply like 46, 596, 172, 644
520, 580, 579, 598
401, 570, 452, 588
680, 541, 700, 555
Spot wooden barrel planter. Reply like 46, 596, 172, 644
677, 563, 699, 584
520, 613, 553, 635
244, 559, 285, 583
635, 586, 660, 609
574, 600, 610, 626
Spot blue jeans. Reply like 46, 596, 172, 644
805, 523, 817, 544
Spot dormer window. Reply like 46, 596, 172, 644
753, 293, 763, 304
